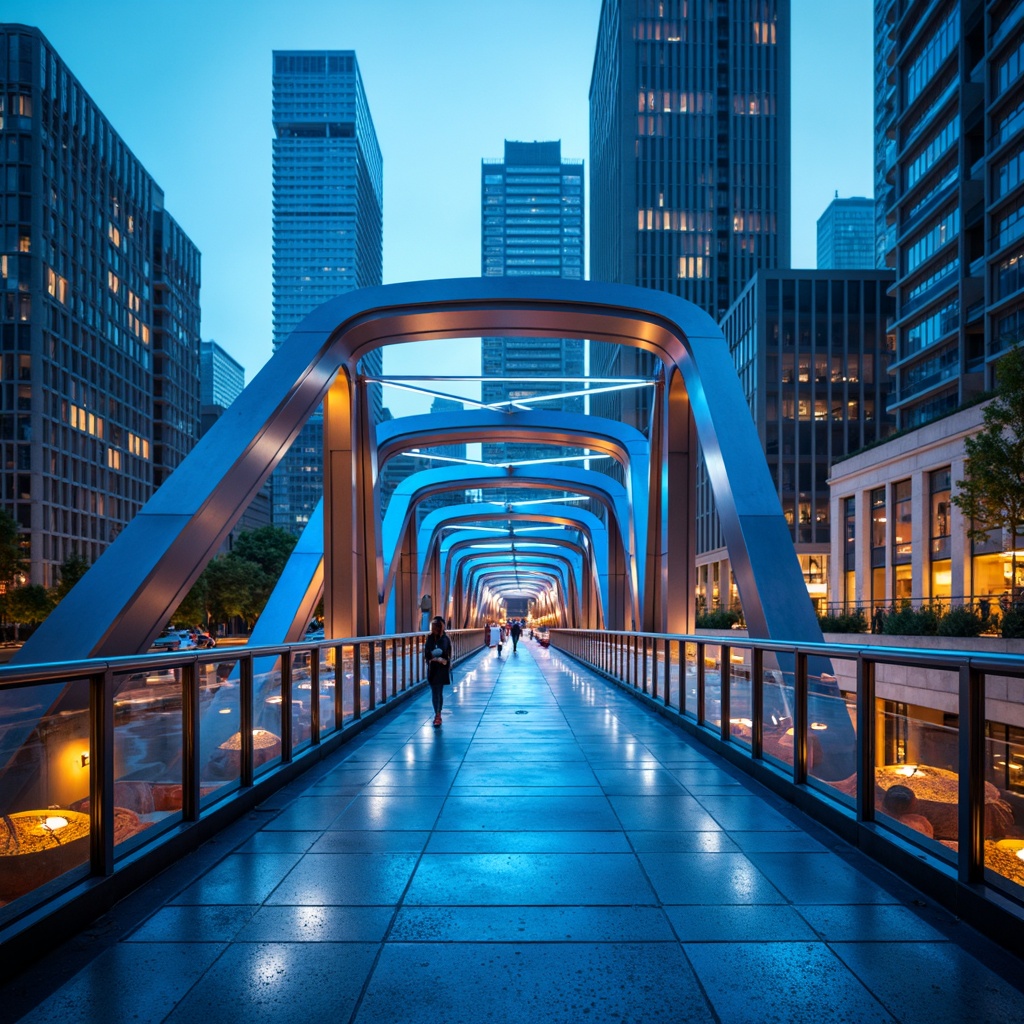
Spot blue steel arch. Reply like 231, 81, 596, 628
15, 276, 825, 663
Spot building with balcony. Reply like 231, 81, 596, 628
0, 24, 200, 586
270, 50, 383, 535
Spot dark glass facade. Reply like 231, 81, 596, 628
589, 0, 791, 429
270, 51, 383, 534
817, 197, 876, 270
698, 270, 896, 610
480, 141, 585, 491
0, 25, 200, 585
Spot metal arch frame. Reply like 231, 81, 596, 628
454, 551, 579, 627
381, 462, 632, 629
468, 569, 567, 626
16, 276, 824, 665
443, 539, 590, 629
413, 503, 609, 632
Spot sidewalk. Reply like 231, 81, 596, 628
6, 640, 1024, 1023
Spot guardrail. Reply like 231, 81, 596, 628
551, 629, 1024, 955
0, 629, 481, 966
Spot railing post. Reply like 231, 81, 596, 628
280, 652, 293, 763
720, 645, 731, 743
793, 651, 808, 785
857, 654, 875, 823
958, 664, 985, 885
90, 668, 115, 876
751, 647, 763, 759
181, 662, 200, 821
310, 647, 321, 744
240, 655, 254, 787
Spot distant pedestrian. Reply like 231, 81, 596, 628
497, 624, 506, 656
510, 620, 522, 653
488, 622, 501, 653
424, 616, 452, 727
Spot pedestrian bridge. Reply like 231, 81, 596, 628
4, 641, 1023, 1022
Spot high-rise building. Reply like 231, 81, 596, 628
0, 24, 201, 586
700, 270, 895, 612
480, 141, 585, 488
879, 0, 1024, 431
199, 340, 244, 435
817, 196, 876, 270
270, 51, 383, 534
589, 0, 791, 428
873, 0, 897, 272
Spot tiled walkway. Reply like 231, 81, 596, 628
6, 641, 1024, 1023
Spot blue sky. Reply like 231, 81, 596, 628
6, 0, 873, 415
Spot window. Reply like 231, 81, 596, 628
930, 467, 951, 560
871, 487, 886, 568
893, 480, 912, 564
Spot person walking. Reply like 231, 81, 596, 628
424, 616, 452, 727
489, 621, 502, 655
510, 619, 522, 653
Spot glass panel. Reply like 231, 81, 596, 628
874, 688, 958, 864
762, 659, 795, 770
0, 678, 91, 905
358, 644, 372, 711
338, 645, 356, 724
668, 640, 680, 709
983, 672, 1024, 893
291, 650, 313, 754
252, 656, 284, 776
683, 642, 698, 717
807, 656, 858, 803
656, 640, 667, 704
202, 657, 241, 802
112, 666, 183, 854
728, 647, 753, 749
318, 646, 337, 737
702, 644, 722, 730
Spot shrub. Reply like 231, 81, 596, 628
819, 609, 868, 633
936, 605, 984, 637
696, 609, 740, 630
1001, 607, 1024, 639
880, 605, 939, 636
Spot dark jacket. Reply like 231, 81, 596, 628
424, 632, 452, 685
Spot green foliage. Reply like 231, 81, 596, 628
53, 550, 90, 602
7, 584, 54, 626
935, 605, 984, 637
952, 345, 1024, 598
1001, 607, 1024, 639
205, 554, 269, 628
173, 566, 210, 627
879, 605, 939, 636
695, 609, 740, 629
0, 507, 25, 590
231, 526, 298, 579
818, 609, 868, 633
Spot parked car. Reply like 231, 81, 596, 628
151, 628, 182, 652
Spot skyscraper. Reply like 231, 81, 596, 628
589, 0, 791, 428
0, 24, 201, 586
817, 196, 876, 270
270, 51, 383, 533
877, 0, 1024, 431
480, 141, 585, 483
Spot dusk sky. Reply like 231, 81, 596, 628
5, 0, 874, 416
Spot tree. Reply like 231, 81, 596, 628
232, 526, 297, 580
172, 564, 211, 628
0, 507, 25, 592
206, 554, 268, 629
953, 345, 1024, 602
53, 550, 90, 602
7, 584, 54, 627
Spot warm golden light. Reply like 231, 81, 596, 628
895, 764, 919, 777
810, 722, 828, 731
43, 816, 68, 831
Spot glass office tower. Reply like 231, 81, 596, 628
480, 141, 585, 490
817, 197, 877, 270
0, 25, 200, 586
270, 51, 383, 534
589, 0, 791, 430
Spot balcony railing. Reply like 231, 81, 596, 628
551, 629, 1024, 953
0, 629, 481, 958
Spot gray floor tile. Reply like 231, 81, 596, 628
171, 853, 302, 905
163, 942, 379, 1024
830, 941, 1024, 1022
309, 830, 430, 854
666, 903, 817, 941
436, 794, 619, 831
125, 905, 258, 942
627, 830, 738, 853
638, 851, 785, 904
234, 831, 320, 853
237, 905, 393, 942
327, 793, 446, 830
728, 830, 829, 853
425, 830, 632, 853
748, 852, 898, 905
693, 793, 801, 832
795, 903, 950, 942
607, 792, 722, 831
390, 905, 676, 942
685, 942, 896, 1023
353, 943, 715, 1024
266, 853, 419, 906
263, 795, 355, 830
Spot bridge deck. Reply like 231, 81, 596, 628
7, 640, 1024, 1023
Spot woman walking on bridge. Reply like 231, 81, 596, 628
424, 616, 452, 727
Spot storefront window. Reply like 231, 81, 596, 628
893, 479, 912, 563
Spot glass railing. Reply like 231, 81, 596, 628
551, 630, 1024, 913
0, 630, 480, 924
